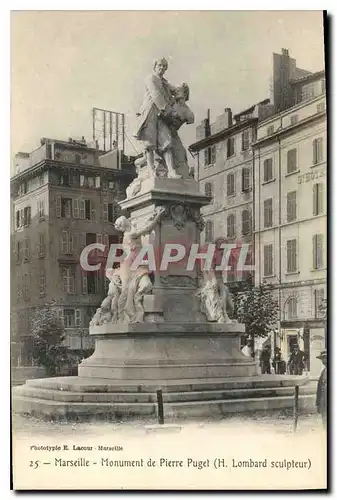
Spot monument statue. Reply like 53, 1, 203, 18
91, 206, 166, 325
134, 57, 194, 183
89, 269, 122, 326
197, 268, 234, 324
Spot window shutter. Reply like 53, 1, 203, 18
69, 232, 73, 253
79, 200, 85, 219
103, 234, 109, 254
317, 183, 323, 214
73, 199, 79, 219
57, 309, 64, 325
313, 184, 318, 215
75, 309, 81, 327
61, 230, 68, 254
91, 205, 96, 221
312, 234, 317, 269
317, 234, 323, 269
56, 196, 61, 218
103, 203, 108, 222
82, 272, 88, 294
20, 209, 24, 226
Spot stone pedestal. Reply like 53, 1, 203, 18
78, 323, 258, 380
78, 177, 259, 382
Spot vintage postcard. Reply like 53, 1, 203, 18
11, 10, 327, 490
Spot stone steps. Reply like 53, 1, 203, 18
13, 393, 316, 421
14, 383, 315, 404
12, 375, 317, 421
23, 375, 311, 393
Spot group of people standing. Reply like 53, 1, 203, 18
241, 341, 307, 376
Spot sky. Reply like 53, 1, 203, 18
11, 10, 325, 159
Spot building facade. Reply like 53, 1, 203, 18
189, 102, 274, 284
11, 137, 135, 376
253, 71, 326, 376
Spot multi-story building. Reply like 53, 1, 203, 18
253, 70, 326, 376
189, 102, 274, 285
11, 137, 135, 380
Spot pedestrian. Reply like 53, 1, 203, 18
259, 346, 271, 374
288, 344, 306, 375
272, 348, 286, 375
316, 349, 327, 429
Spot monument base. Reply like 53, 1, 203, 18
12, 323, 317, 421
78, 323, 258, 380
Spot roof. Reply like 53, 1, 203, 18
189, 117, 257, 152
290, 69, 325, 86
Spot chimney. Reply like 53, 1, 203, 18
196, 111, 211, 141
215, 107, 232, 133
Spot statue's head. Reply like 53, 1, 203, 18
175, 83, 190, 102
115, 215, 132, 232
153, 57, 168, 76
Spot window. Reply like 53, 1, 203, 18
62, 266, 75, 295
227, 214, 235, 238
20, 182, 28, 195
286, 239, 297, 273
290, 115, 298, 126
103, 203, 117, 223
85, 200, 91, 220
63, 308, 81, 327
287, 297, 297, 319
227, 173, 235, 196
313, 234, 324, 270
301, 83, 315, 102
108, 181, 115, 190
227, 137, 235, 158
75, 154, 81, 165
204, 145, 216, 166
263, 244, 273, 276
61, 198, 72, 218
80, 200, 85, 219
241, 167, 250, 192
313, 137, 324, 164
39, 270, 46, 296
317, 102, 326, 113
267, 125, 274, 136
80, 175, 85, 187
38, 174, 44, 186
16, 240, 22, 263
61, 231, 73, 255
241, 209, 251, 235
264, 198, 273, 228
241, 130, 249, 151
38, 199, 45, 220
314, 289, 325, 318
73, 199, 79, 219
287, 191, 297, 222
205, 220, 213, 243
205, 182, 213, 198
287, 149, 297, 174
15, 211, 20, 229
95, 176, 101, 188
263, 158, 273, 182
59, 173, 70, 187
22, 273, 30, 301
23, 238, 30, 261
313, 183, 324, 215
38, 232, 45, 258
88, 177, 95, 188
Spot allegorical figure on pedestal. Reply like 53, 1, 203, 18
90, 206, 165, 326
133, 57, 194, 182
196, 238, 234, 324
115, 206, 165, 323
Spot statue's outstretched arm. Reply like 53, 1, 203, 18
129, 206, 166, 238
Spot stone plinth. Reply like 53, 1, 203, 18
78, 323, 258, 380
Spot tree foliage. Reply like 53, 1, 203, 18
31, 302, 71, 376
234, 281, 279, 341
